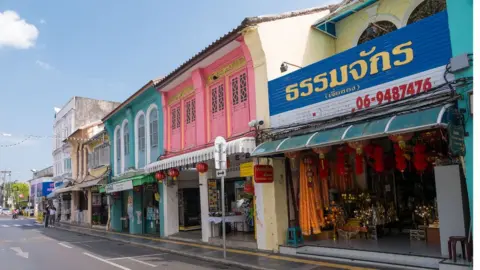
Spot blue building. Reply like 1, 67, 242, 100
446, 0, 473, 217
102, 79, 164, 235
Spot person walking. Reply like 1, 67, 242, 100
49, 207, 56, 227
44, 205, 50, 228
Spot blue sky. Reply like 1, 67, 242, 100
0, 0, 338, 181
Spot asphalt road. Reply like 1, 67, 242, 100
0, 217, 242, 270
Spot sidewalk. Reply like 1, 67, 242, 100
52, 223, 378, 270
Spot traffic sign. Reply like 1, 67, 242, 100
216, 170, 226, 178
214, 136, 227, 170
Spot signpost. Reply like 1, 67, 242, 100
214, 136, 227, 259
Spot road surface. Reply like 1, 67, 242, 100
0, 217, 241, 270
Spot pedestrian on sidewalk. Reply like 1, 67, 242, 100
49, 207, 56, 227
44, 205, 50, 228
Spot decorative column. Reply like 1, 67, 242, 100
254, 159, 288, 251
191, 68, 207, 146
129, 189, 143, 234
158, 181, 165, 237
110, 195, 122, 232
163, 181, 179, 236
199, 171, 210, 242
126, 108, 135, 170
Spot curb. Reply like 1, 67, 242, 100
54, 226, 271, 270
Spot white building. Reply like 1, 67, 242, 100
52, 97, 120, 182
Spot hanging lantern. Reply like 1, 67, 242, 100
413, 143, 428, 173
313, 146, 331, 170
195, 162, 209, 174
155, 171, 166, 183
394, 144, 407, 172
285, 151, 299, 170
168, 168, 180, 180
348, 140, 368, 175
373, 146, 384, 173
389, 133, 413, 150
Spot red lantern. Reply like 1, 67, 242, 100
168, 168, 180, 180
394, 144, 407, 172
355, 154, 364, 175
155, 171, 166, 183
413, 143, 428, 173
365, 144, 374, 158
348, 141, 368, 175
195, 162, 209, 174
373, 146, 384, 173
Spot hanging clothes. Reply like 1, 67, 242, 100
299, 161, 323, 236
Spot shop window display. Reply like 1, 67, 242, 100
286, 128, 461, 252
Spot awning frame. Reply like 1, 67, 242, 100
146, 137, 256, 173
251, 104, 453, 157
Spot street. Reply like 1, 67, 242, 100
0, 217, 242, 270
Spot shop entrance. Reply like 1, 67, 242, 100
208, 177, 256, 249
143, 184, 160, 235
286, 128, 469, 259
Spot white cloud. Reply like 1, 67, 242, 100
35, 60, 53, 70
0, 10, 39, 49
39, 19, 46, 25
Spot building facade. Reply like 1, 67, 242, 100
250, 0, 471, 268
103, 81, 164, 235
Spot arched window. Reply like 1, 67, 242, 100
149, 109, 158, 149
407, 0, 446, 25
115, 126, 121, 175
123, 122, 130, 156
358, 21, 397, 45
138, 115, 146, 152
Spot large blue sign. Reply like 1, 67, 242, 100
268, 12, 452, 127
37, 181, 54, 197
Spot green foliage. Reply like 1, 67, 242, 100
4, 182, 29, 208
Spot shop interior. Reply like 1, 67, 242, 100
286, 128, 469, 256
208, 176, 256, 247
91, 192, 108, 226
143, 184, 160, 235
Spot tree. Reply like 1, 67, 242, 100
5, 182, 29, 208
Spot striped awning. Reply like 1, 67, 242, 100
146, 137, 256, 173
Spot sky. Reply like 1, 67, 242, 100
0, 0, 339, 182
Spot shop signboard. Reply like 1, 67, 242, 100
105, 180, 133, 193
240, 162, 254, 177
267, 12, 453, 128
448, 123, 466, 157
254, 165, 274, 183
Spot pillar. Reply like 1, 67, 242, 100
126, 108, 136, 170
129, 190, 143, 234
158, 182, 165, 237
86, 190, 92, 225
199, 172, 210, 242
110, 196, 122, 232
254, 159, 288, 251
163, 182, 179, 236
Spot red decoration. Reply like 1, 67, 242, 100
195, 162, 209, 174
168, 168, 180, 180
336, 148, 346, 176
348, 141, 368, 175
254, 165, 274, 183
413, 143, 428, 173
134, 186, 141, 193
394, 144, 407, 172
373, 146, 384, 173
155, 171, 166, 183
389, 133, 413, 149
313, 147, 330, 178
244, 182, 254, 194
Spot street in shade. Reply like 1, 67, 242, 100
0, 218, 241, 270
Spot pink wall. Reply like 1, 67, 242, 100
160, 41, 256, 156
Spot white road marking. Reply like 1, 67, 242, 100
10, 247, 29, 259
1, 225, 9, 227
34, 223, 42, 226
67, 240, 107, 244
128, 257, 156, 267
83, 252, 131, 270
13, 224, 21, 227
24, 224, 33, 226
58, 243, 73, 249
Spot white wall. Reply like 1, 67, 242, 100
163, 182, 179, 236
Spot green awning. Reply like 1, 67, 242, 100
251, 104, 453, 157
99, 186, 106, 193
342, 117, 391, 141
277, 133, 315, 153
307, 126, 350, 147
132, 174, 155, 186
387, 105, 451, 134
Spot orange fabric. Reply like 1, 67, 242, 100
299, 162, 322, 236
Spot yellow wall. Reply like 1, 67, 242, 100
335, 0, 425, 53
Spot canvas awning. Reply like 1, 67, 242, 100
251, 104, 453, 157
145, 137, 256, 173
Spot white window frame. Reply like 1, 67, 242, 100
114, 125, 121, 175
134, 111, 146, 169
121, 119, 129, 173
146, 104, 159, 165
